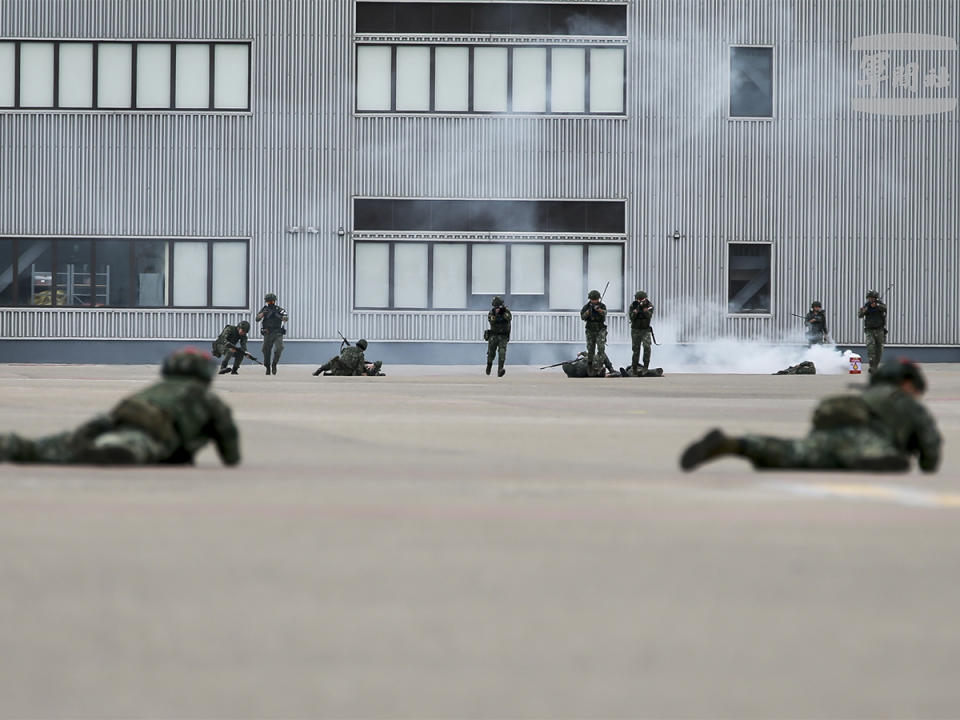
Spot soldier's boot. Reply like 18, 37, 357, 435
218, 357, 231, 375
271, 362, 278, 375
313, 362, 332, 377
643, 347, 651, 370
586, 349, 596, 377
265, 366, 271, 375
680, 429, 743, 471
485, 354, 493, 375
497, 360, 505, 378
0, 434, 33, 462
631, 350, 640, 377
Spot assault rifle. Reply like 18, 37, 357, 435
227, 343, 264, 366
539, 358, 579, 370
338, 331, 351, 350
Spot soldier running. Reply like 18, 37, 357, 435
628, 290, 655, 375
580, 289, 608, 377
256, 292, 288, 376
0, 348, 240, 466
485, 296, 511, 377
858, 289, 887, 373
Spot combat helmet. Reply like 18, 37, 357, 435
491, 296, 504, 307
588, 289, 601, 300
870, 358, 927, 394
162, 347, 216, 384
866, 289, 879, 299
265, 292, 277, 302
238, 320, 251, 332
635, 291, 648, 300
811, 300, 822, 308
356, 339, 368, 351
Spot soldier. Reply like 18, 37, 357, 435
256, 292, 288, 376
562, 351, 619, 378
312, 339, 381, 376
858, 290, 887, 373
680, 359, 941, 473
485, 296, 511, 377
212, 320, 250, 375
805, 301, 828, 346
580, 289, 608, 377
0, 348, 240, 466
628, 290, 655, 375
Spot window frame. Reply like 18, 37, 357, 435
0, 38, 253, 113
0, 235, 250, 310
728, 44, 776, 122
725, 240, 774, 317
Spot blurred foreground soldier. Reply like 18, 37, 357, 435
628, 290, 655, 375
485, 296, 511, 377
858, 290, 887, 373
681, 359, 940, 473
213, 320, 250, 375
257, 292, 288, 376
805, 301, 828, 346
312, 339, 383, 376
580, 290, 608, 376
0, 349, 240, 466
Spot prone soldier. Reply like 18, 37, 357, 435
257, 292, 288, 376
0, 348, 240, 466
212, 320, 251, 375
628, 290, 655, 375
681, 359, 940, 473
312, 339, 383, 376
805, 301, 828, 346
580, 290, 608, 377
858, 290, 887, 374
485, 296, 511, 377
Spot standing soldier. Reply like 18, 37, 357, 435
256, 292, 288, 376
212, 320, 250, 375
628, 291, 654, 376
805, 301, 828, 346
858, 290, 887, 373
485, 296, 511, 377
580, 290, 608, 377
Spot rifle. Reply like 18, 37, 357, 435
540, 359, 578, 370
338, 330, 351, 351
790, 313, 807, 320
600, 281, 610, 301
227, 343, 264, 366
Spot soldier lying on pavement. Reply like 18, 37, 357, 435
680, 359, 940, 473
0, 349, 240, 466
312, 339, 385, 376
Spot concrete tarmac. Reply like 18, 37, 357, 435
1, 363, 959, 718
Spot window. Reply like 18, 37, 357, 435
0, 40, 251, 111
356, 3, 628, 36
727, 243, 771, 314
356, 44, 625, 115
0, 237, 247, 308
730, 46, 774, 119
355, 241, 623, 311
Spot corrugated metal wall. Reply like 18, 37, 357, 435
1, 0, 957, 346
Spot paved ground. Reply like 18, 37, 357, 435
1, 362, 959, 719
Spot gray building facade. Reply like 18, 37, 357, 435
1, 0, 958, 363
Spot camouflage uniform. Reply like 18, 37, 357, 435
212, 323, 249, 374
486, 297, 512, 377
562, 352, 615, 378
580, 292, 608, 377
773, 361, 816, 375
315, 343, 367, 376
804, 304, 827, 346
858, 292, 887, 373
0, 349, 240, 466
257, 294, 288, 375
628, 292, 654, 374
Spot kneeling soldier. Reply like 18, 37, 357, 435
213, 320, 250, 375
485, 296, 511, 377
0, 349, 240, 466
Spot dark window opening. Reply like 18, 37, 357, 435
728, 243, 771, 314
730, 46, 774, 118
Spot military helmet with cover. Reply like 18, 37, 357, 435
870, 358, 927, 394
811, 300, 822, 308
491, 296, 504, 307
866, 289, 879, 299
162, 347, 216, 384
265, 292, 278, 302
237, 320, 251, 332
588, 289, 601, 300
635, 291, 648, 300
356, 339, 368, 350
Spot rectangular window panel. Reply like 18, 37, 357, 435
97, 43, 132, 108
395, 46, 430, 111
393, 243, 428, 308
56, 240, 94, 306
434, 46, 469, 111
172, 242, 208, 306
473, 47, 508, 112
549, 244, 584, 310
17, 240, 54, 305
214, 43, 249, 109
551, 48, 585, 112
133, 241, 168, 307
176, 44, 210, 109
59, 43, 94, 108
512, 47, 546, 112
589, 48, 624, 113
510, 244, 544, 294
730, 46, 774, 118
20, 43, 55, 107
587, 245, 623, 310
96, 240, 132, 307
356, 45, 392, 111
0, 239, 13, 304
432, 243, 466, 308
211, 242, 247, 307
355, 242, 389, 307
0, 43, 14, 107
137, 43, 171, 109
728, 243, 771, 313
471, 244, 506, 294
